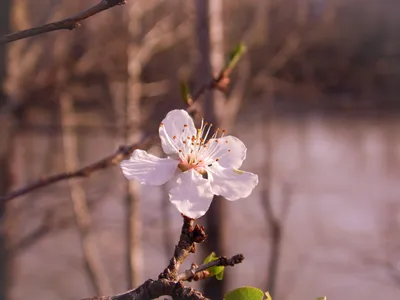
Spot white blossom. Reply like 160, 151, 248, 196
120, 109, 258, 219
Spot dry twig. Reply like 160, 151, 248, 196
159, 217, 207, 281
83, 279, 209, 300
0, 133, 154, 203
177, 254, 244, 282
0, 0, 127, 44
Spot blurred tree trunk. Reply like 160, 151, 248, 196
60, 94, 113, 296
261, 100, 293, 298
125, 3, 143, 288
195, 1, 227, 299
0, 1, 13, 300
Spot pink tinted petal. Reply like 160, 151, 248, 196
207, 136, 247, 168
120, 149, 178, 185
169, 169, 214, 219
207, 164, 258, 201
159, 110, 196, 155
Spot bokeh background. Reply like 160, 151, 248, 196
1, 0, 400, 299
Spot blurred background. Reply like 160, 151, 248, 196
1, 0, 400, 299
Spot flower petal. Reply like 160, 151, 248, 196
207, 164, 258, 201
169, 169, 214, 219
120, 149, 178, 185
207, 136, 247, 168
159, 109, 196, 156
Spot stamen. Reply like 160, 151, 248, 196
174, 117, 231, 173
221, 129, 226, 138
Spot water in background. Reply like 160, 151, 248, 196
11, 112, 400, 300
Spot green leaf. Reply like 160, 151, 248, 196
216, 270, 224, 280
225, 42, 247, 72
315, 297, 327, 300
224, 287, 264, 300
203, 251, 217, 264
203, 252, 225, 280
180, 81, 192, 105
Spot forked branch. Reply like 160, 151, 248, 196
81, 217, 244, 300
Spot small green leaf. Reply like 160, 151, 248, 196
180, 81, 192, 105
225, 42, 247, 72
203, 251, 217, 264
216, 270, 224, 280
203, 252, 224, 280
315, 297, 327, 300
224, 287, 264, 300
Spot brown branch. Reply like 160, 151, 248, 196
177, 254, 244, 282
159, 216, 207, 281
82, 279, 210, 300
81, 215, 244, 300
0, 0, 127, 44
82, 217, 211, 300
0, 134, 154, 203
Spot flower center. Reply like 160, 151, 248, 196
169, 119, 230, 174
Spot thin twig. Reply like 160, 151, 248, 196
0, 134, 154, 203
177, 254, 245, 282
0, 0, 127, 44
159, 216, 207, 281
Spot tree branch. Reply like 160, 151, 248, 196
159, 216, 207, 281
177, 254, 244, 282
0, 134, 154, 203
0, 0, 127, 44
83, 279, 210, 300
82, 217, 214, 300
